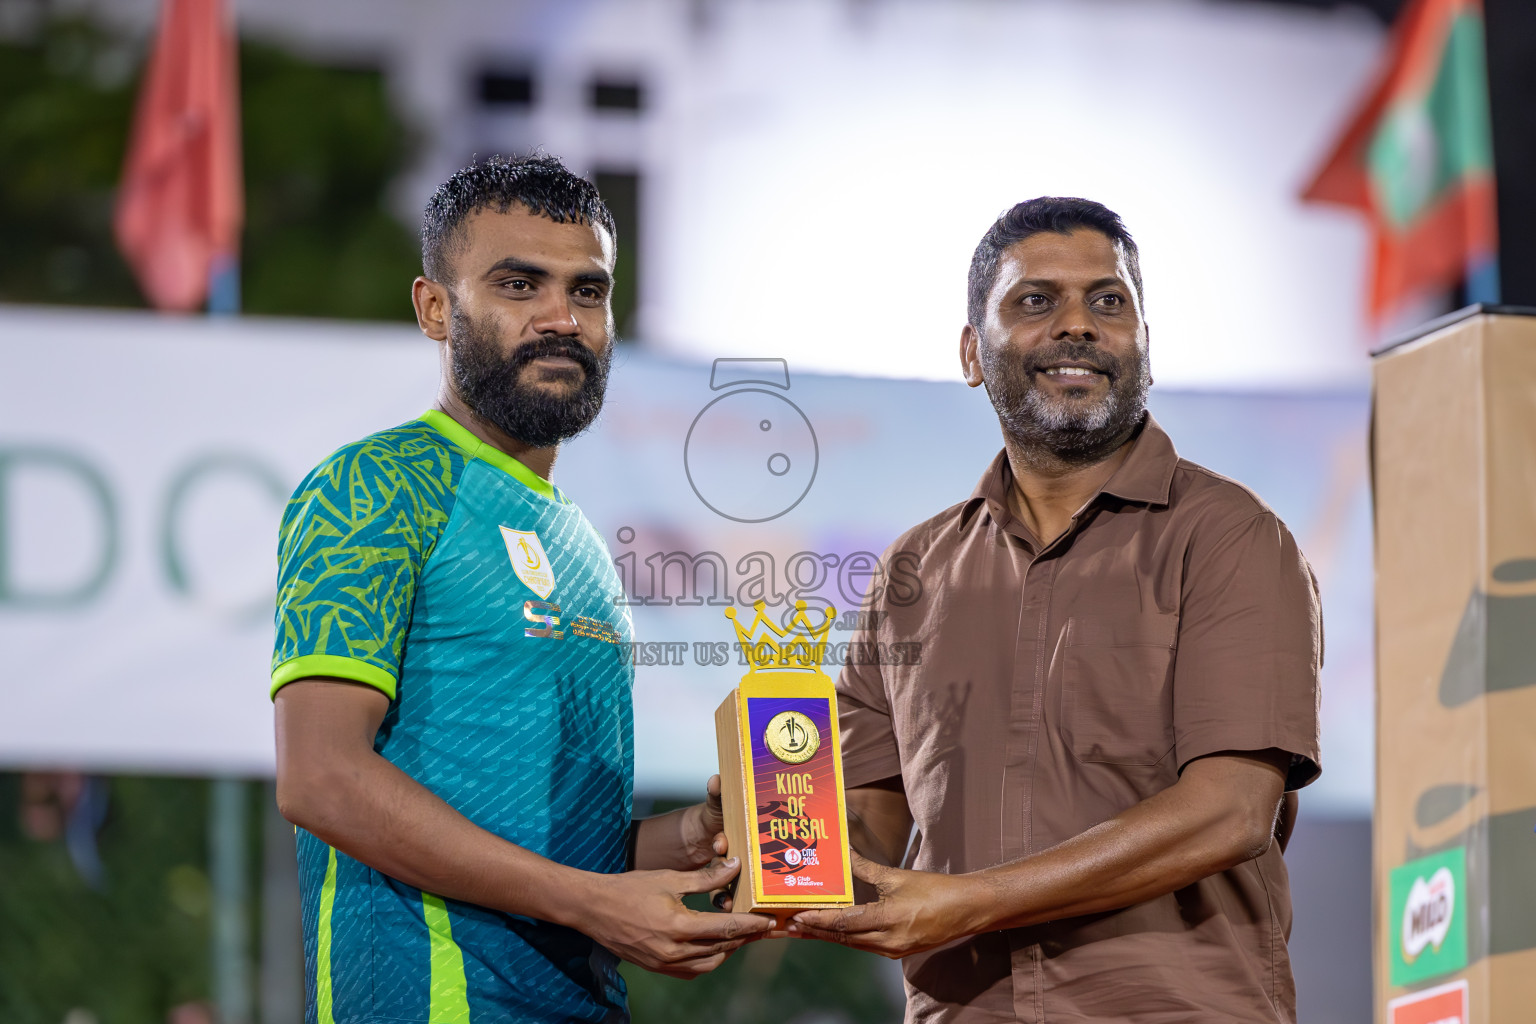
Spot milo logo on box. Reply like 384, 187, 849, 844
1390, 847, 1468, 986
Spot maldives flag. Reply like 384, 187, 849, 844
1302, 0, 1497, 319
114, 0, 242, 312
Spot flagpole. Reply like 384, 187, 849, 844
207, 222, 252, 1024
208, 253, 241, 317
210, 775, 252, 1024
1465, 255, 1501, 305
207, 248, 253, 1024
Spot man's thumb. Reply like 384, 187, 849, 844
849, 850, 889, 885
678, 856, 742, 894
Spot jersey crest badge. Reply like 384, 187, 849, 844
500, 527, 556, 599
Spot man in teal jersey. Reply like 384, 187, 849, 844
272, 155, 769, 1024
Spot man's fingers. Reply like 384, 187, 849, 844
790, 909, 839, 931
712, 831, 728, 857
659, 951, 728, 979
787, 913, 900, 955
802, 930, 900, 958
790, 905, 879, 935
672, 934, 759, 959
701, 775, 725, 832
663, 900, 774, 942
788, 920, 862, 947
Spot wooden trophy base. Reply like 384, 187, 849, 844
714, 672, 854, 922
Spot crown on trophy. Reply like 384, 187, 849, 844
725, 600, 837, 673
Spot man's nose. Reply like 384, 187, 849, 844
1051, 297, 1096, 343
529, 294, 580, 337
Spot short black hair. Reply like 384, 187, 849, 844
421, 154, 617, 283
966, 197, 1143, 330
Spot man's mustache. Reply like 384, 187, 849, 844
1024, 343, 1117, 378
509, 334, 602, 376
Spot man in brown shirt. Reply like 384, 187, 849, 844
789, 198, 1322, 1023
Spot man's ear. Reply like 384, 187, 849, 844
1143, 322, 1153, 388
412, 277, 450, 342
959, 324, 985, 388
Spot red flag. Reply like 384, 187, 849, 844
1302, 0, 1497, 320
114, 0, 243, 312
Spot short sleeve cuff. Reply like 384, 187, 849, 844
270, 654, 398, 700
1176, 726, 1321, 791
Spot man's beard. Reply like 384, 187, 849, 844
448, 305, 613, 448
980, 335, 1151, 464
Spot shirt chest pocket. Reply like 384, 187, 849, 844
1061, 612, 1178, 766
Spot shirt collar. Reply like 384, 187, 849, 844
1098, 412, 1178, 506
960, 412, 1179, 532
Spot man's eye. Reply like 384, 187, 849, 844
503, 279, 532, 291
1021, 294, 1048, 307
1095, 294, 1123, 308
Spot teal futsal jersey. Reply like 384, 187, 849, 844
271, 409, 635, 1024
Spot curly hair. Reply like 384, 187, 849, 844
420, 154, 616, 282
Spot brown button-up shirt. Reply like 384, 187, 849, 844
838, 414, 1322, 1024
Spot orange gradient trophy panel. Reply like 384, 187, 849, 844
714, 600, 854, 922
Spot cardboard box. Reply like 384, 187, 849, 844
1372, 307, 1536, 1023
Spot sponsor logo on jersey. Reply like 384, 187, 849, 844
500, 527, 556, 599
523, 600, 624, 646
570, 615, 624, 645
524, 600, 563, 639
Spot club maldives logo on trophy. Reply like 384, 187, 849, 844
713, 600, 854, 920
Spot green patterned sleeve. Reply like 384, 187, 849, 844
270, 428, 457, 700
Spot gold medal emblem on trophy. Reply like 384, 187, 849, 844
714, 600, 855, 920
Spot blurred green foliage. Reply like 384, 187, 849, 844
0, 13, 419, 320
238, 41, 420, 320
0, 774, 213, 1023
623, 932, 901, 1024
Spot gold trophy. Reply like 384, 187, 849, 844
714, 600, 854, 922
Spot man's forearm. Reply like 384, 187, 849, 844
281, 751, 598, 930
964, 754, 1286, 932
788, 753, 1290, 956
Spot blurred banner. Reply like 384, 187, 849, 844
0, 304, 1372, 813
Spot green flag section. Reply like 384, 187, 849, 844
1302, 0, 1497, 319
